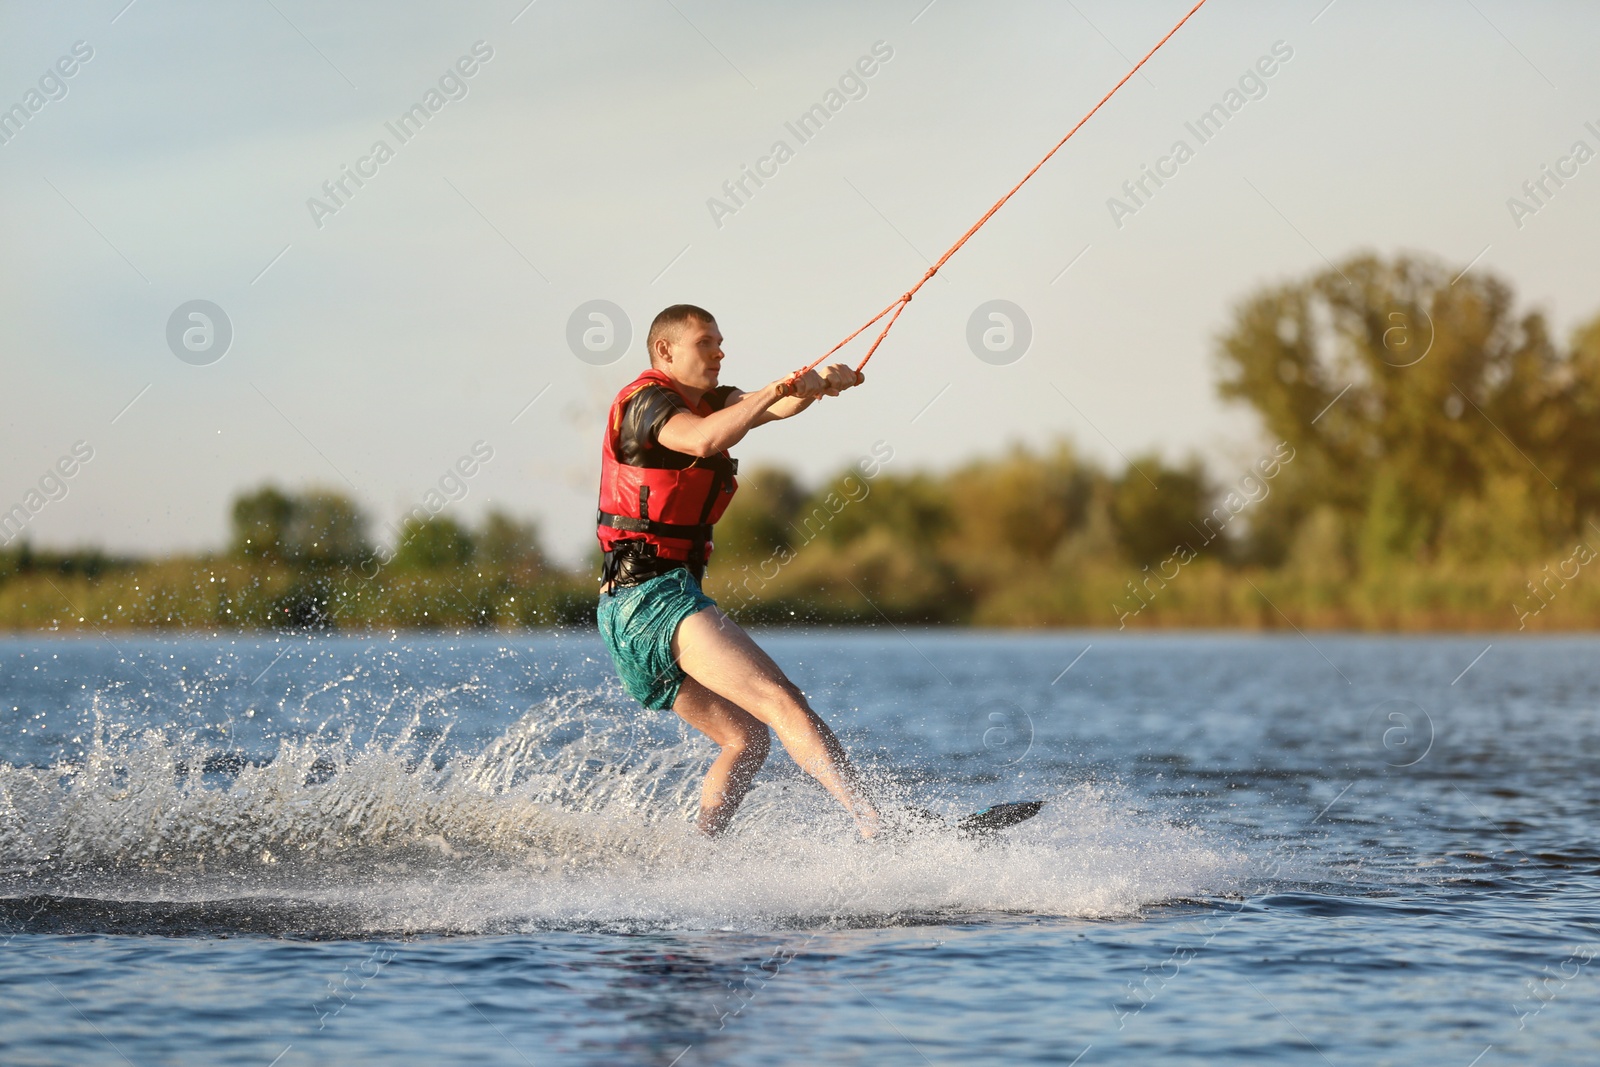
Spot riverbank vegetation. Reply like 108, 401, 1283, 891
4, 253, 1598, 632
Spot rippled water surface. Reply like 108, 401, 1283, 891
2, 630, 1597, 1065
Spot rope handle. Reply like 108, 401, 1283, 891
776, 367, 866, 399
784, 0, 1210, 383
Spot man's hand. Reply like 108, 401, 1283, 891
778, 368, 831, 400
669, 361, 867, 454
819, 363, 864, 396
779, 364, 863, 399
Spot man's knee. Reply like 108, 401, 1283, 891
728, 724, 771, 764
746, 672, 807, 713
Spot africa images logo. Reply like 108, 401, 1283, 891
166, 300, 233, 365
1105, 40, 1294, 229
706, 41, 894, 229
0, 40, 94, 147
305, 42, 494, 229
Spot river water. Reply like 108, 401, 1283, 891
1, 630, 1595, 1065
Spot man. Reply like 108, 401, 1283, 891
596, 304, 881, 839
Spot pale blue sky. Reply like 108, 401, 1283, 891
3, 0, 1597, 563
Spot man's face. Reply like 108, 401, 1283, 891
661, 318, 723, 391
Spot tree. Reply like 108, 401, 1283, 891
944, 443, 1099, 565
812, 471, 950, 553
230, 486, 370, 566
1109, 455, 1209, 566
1215, 252, 1584, 565
1543, 313, 1600, 515
284, 491, 371, 566
712, 466, 805, 561
390, 515, 474, 571
231, 486, 294, 561
478, 510, 546, 571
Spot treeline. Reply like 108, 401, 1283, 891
706, 252, 1600, 629
4, 252, 1600, 632
0, 490, 595, 631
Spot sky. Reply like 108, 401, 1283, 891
3, 0, 1598, 565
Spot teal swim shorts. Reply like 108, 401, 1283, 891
597, 568, 718, 710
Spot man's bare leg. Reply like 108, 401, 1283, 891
671, 606, 880, 838
671, 676, 770, 836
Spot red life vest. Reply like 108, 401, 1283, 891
596, 369, 739, 567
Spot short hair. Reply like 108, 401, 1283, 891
647, 304, 716, 364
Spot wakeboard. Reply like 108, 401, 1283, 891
898, 800, 1044, 840
956, 800, 1044, 837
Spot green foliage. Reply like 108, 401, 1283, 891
814, 471, 949, 551
0, 543, 125, 581
713, 466, 804, 561
1435, 476, 1552, 566
390, 516, 474, 572
1357, 467, 1428, 568
231, 486, 371, 566
1215, 252, 1598, 564
946, 444, 1094, 564
477, 511, 546, 571
230, 486, 294, 561
1284, 506, 1352, 583
288, 491, 372, 566
1110, 455, 1209, 566
10, 251, 1600, 633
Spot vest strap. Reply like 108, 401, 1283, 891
596, 510, 713, 543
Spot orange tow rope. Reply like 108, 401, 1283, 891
789, 0, 1210, 387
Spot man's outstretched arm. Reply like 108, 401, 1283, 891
744, 363, 862, 425
657, 364, 861, 457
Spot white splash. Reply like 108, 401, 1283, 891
0, 688, 1245, 934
